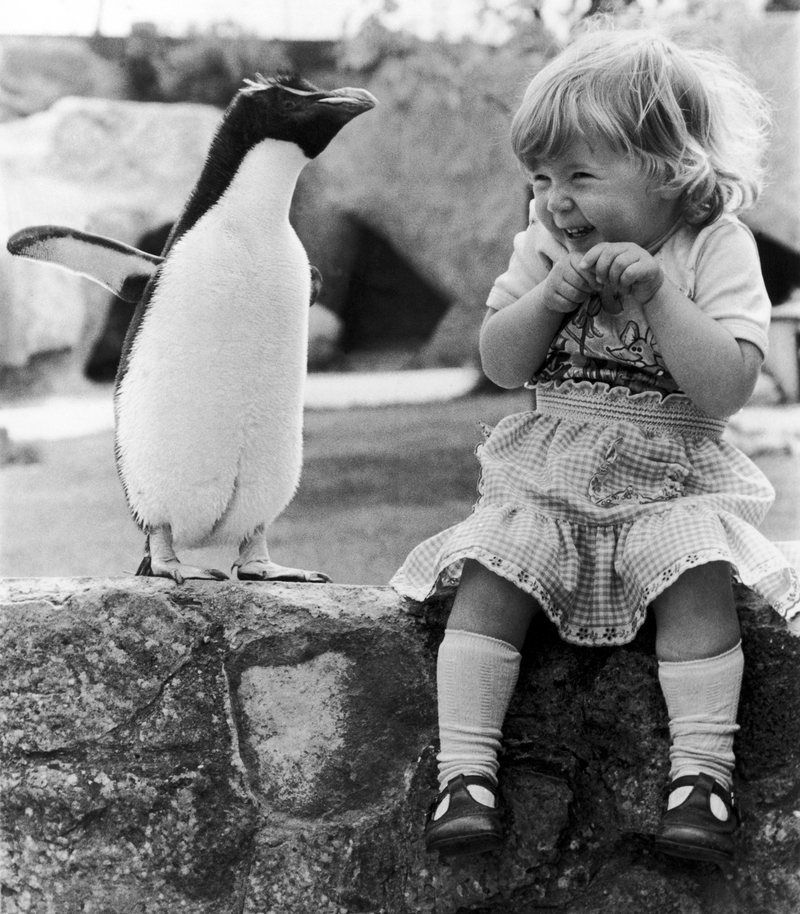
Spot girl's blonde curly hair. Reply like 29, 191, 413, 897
510, 27, 770, 226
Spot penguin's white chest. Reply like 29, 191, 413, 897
116, 141, 312, 546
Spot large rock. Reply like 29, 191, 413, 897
311, 41, 549, 369
0, 97, 221, 375
1, 578, 798, 913
0, 38, 126, 122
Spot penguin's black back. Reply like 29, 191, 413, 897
161, 75, 336, 257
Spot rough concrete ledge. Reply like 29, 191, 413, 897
1, 578, 798, 914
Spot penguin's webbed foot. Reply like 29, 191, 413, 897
234, 559, 332, 583
139, 558, 229, 585
233, 526, 331, 583
137, 525, 229, 584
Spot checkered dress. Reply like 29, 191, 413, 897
391, 380, 800, 646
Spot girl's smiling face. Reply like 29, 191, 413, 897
531, 136, 682, 254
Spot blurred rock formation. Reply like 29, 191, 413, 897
1, 13, 798, 396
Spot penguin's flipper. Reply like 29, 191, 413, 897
136, 527, 229, 585
7, 225, 164, 303
233, 527, 332, 583
310, 264, 322, 306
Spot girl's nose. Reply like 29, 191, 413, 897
547, 188, 573, 213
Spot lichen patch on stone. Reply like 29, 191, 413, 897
237, 651, 351, 811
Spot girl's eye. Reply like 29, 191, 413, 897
573, 172, 593, 180
531, 175, 549, 185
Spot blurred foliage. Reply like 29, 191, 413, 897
0, 0, 788, 120
474, 0, 779, 43
340, 6, 554, 76
125, 32, 294, 108
339, 16, 419, 73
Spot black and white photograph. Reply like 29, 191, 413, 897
0, 1, 798, 911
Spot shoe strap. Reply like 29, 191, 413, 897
667, 773, 739, 820
433, 773, 498, 805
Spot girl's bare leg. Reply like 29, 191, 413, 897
651, 561, 740, 663
447, 558, 540, 650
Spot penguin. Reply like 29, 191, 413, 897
8, 74, 376, 584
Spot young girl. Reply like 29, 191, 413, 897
391, 27, 800, 865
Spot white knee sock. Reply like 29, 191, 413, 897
436, 629, 522, 791
658, 641, 744, 792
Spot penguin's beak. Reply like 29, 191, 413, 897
317, 87, 377, 116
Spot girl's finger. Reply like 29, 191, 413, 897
589, 247, 620, 284
573, 263, 602, 292
566, 267, 595, 293
550, 293, 582, 312
608, 253, 637, 286
578, 244, 605, 270
564, 277, 592, 300
618, 260, 651, 286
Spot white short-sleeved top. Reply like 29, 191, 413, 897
486, 204, 771, 396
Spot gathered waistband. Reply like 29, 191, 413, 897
534, 382, 727, 441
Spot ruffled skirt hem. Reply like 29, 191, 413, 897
390, 504, 800, 647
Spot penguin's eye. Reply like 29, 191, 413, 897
277, 94, 299, 112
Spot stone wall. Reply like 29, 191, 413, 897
1, 578, 799, 913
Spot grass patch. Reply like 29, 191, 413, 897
3, 388, 795, 583
0, 391, 530, 584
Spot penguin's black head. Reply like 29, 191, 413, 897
229, 73, 377, 159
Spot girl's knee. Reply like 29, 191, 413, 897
652, 562, 740, 661
448, 559, 539, 649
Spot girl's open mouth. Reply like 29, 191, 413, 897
563, 226, 594, 240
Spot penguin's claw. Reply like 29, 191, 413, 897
138, 558, 229, 584
234, 560, 332, 583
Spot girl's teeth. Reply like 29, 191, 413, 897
566, 227, 592, 238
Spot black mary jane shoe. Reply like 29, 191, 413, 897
655, 772, 740, 865
424, 774, 503, 857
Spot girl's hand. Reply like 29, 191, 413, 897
543, 253, 600, 313
580, 243, 664, 305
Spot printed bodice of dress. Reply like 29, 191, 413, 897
533, 285, 680, 397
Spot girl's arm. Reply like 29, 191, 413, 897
580, 242, 763, 418
642, 279, 762, 417
481, 253, 597, 389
